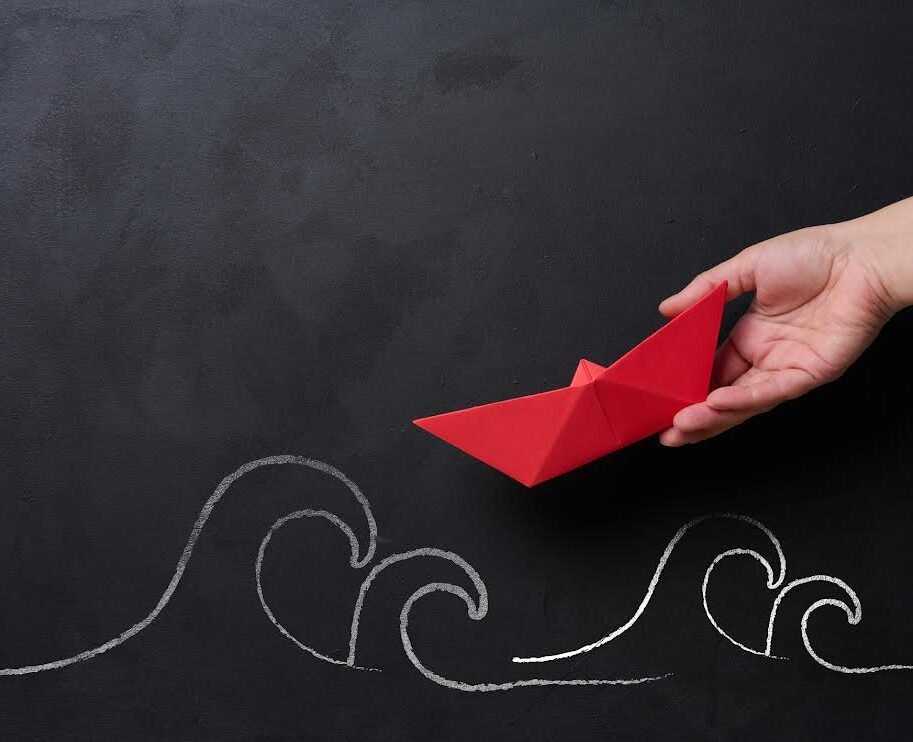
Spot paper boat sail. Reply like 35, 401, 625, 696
414, 282, 727, 486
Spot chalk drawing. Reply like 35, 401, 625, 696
0, 456, 364, 676
513, 514, 786, 663
400, 582, 667, 691
0, 455, 660, 688
514, 514, 913, 676
2, 455, 911, 685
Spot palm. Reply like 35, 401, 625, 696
719, 233, 889, 393
658, 227, 894, 445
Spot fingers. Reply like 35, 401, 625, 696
658, 405, 763, 447
710, 337, 751, 388
659, 368, 817, 446
658, 244, 762, 318
706, 368, 816, 411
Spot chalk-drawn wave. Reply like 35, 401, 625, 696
0, 455, 661, 689
1, 456, 372, 675
513, 514, 787, 663
2, 455, 911, 685
513, 513, 913, 676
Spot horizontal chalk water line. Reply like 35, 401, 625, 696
401, 583, 670, 691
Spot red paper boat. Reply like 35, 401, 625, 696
414, 282, 727, 486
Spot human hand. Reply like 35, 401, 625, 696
658, 196, 913, 446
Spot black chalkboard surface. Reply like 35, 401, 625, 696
2, 0, 913, 739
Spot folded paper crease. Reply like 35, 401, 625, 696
414, 282, 727, 486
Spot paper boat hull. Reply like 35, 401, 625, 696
414, 282, 726, 486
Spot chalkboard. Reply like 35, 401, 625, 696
2, 0, 913, 739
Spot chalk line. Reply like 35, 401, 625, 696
773, 575, 913, 673
255, 508, 379, 670
258, 514, 665, 686
347, 547, 488, 667
400, 583, 669, 691
513, 511, 913, 676
512, 513, 785, 664
5, 454, 913, 684
702, 548, 787, 659
0, 455, 375, 676
0, 454, 662, 689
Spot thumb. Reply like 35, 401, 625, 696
659, 243, 762, 318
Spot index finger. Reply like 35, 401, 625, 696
659, 244, 762, 318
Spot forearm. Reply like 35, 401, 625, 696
840, 195, 913, 313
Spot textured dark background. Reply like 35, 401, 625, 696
2, 0, 913, 739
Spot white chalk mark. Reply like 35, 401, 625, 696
765, 574, 859, 658
257, 512, 660, 687
400, 583, 669, 691
346, 548, 488, 667
0, 455, 375, 676
512, 513, 785, 664
248, 465, 670, 688
770, 574, 913, 673
0, 454, 660, 689
5, 453, 912, 685
702, 548, 787, 659
255, 509, 378, 670
254, 513, 493, 671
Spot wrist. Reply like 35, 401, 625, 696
841, 196, 913, 314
